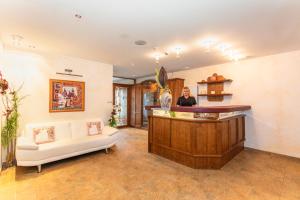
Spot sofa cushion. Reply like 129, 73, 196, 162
87, 122, 102, 136
17, 137, 39, 150
71, 118, 104, 139
102, 126, 119, 136
25, 122, 71, 142
33, 126, 55, 144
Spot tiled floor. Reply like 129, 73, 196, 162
0, 128, 299, 200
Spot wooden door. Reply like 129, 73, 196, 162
135, 84, 142, 127
130, 85, 136, 127
130, 84, 142, 128
167, 78, 184, 106
113, 83, 131, 127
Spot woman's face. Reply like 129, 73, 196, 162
183, 89, 190, 98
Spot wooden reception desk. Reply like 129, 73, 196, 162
145, 105, 251, 169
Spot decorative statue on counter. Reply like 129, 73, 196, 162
155, 67, 172, 110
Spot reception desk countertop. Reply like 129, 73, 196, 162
145, 105, 251, 113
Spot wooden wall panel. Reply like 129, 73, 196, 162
152, 118, 171, 146
220, 122, 229, 153
229, 119, 238, 146
194, 124, 208, 154
135, 84, 142, 127
194, 123, 218, 155
170, 120, 193, 153
130, 85, 136, 127
237, 117, 244, 142
206, 123, 218, 154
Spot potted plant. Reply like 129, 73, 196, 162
0, 71, 26, 169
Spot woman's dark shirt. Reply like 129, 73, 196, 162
176, 96, 197, 106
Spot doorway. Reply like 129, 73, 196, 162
113, 84, 131, 127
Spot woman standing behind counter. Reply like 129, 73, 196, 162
176, 86, 197, 106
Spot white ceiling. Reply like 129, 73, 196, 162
0, 0, 300, 78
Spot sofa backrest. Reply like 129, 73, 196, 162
25, 121, 72, 143
70, 118, 104, 139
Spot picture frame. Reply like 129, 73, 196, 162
49, 79, 85, 112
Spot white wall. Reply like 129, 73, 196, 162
0, 50, 113, 133
163, 50, 300, 158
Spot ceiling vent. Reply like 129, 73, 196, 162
134, 40, 147, 46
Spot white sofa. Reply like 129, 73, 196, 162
16, 119, 120, 172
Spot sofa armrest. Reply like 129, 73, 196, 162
17, 137, 39, 150
102, 126, 119, 136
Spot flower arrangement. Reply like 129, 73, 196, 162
0, 71, 26, 169
108, 105, 118, 127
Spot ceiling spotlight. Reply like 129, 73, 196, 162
149, 49, 165, 64
154, 53, 161, 64
75, 14, 82, 19
216, 43, 231, 53
174, 47, 182, 58
11, 34, 23, 46
224, 49, 245, 61
199, 38, 218, 52
28, 45, 36, 49
169, 45, 186, 58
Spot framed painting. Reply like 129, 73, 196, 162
49, 79, 85, 112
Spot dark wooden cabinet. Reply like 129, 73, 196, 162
167, 78, 184, 106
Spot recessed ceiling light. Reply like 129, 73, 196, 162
199, 38, 218, 51
11, 34, 24, 46
134, 40, 147, 45
75, 14, 82, 19
132, 74, 137, 77
169, 44, 187, 58
185, 66, 190, 69
28, 45, 36, 49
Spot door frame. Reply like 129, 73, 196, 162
113, 83, 132, 128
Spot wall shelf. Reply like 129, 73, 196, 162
197, 73, 233, 102
198, 93, 232, 97
197, 79, 232, 84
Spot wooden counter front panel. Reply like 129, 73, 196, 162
152, 117, 171, 146
148, 115, 246, 169
171, 120, 193, 153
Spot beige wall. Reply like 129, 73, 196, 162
165, 50, 300, 158
0, 50, 113, 133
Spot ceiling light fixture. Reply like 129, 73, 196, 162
216, 43, 231, 53
154, 53, 161, 64
149, 48, 165, 64
75, 14, 82, 19
199, 38, 218, 52
173, 46, 183, 58
11, 34, 23, 46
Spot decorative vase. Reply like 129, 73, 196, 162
160, 89, 172, 110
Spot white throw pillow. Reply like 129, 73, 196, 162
87, 121, 102, 136
33, 126, 55, 144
